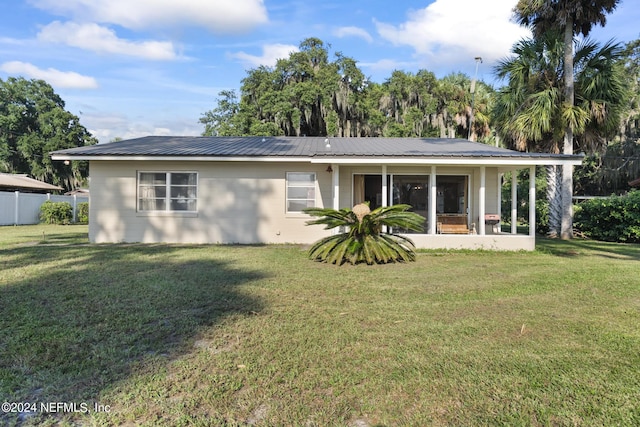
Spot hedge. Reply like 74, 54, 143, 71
77, 202, 89, 224
574, 190, 640, 243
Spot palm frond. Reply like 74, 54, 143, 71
562, 103, 589, 133
304, 204, 422, 265
304, 207, 356, 229
493, 31, 628, 155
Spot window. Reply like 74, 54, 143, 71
393, 175, 429, 211
436, 175, 467, 214
138, 172, 197, 212
392, 175, 429, 234
286, 172, 316, 213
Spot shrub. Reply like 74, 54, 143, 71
77, 202, 89, 224
574, 190, 640, 243
39, 201, 73, 225
304, 203, 425, 265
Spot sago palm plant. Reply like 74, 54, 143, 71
303, 203, 425, 265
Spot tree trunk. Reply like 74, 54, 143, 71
561, 17, 574, 239
437, 114, 446, 138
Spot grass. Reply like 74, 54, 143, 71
1, 225, 639, 426
0, 224, 89, 248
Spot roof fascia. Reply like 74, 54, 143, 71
50, 155, 313, 162
312, 157, 583, 166
50, 154, 583, 166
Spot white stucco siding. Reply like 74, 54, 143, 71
86, 160, 533, 249
88, 161, 332, 244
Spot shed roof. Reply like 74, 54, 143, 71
0, 173, 63, 192
50, 136, 583, 165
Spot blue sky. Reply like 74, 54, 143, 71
1, 0, 638, 143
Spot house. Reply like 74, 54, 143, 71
50, 136, 583, 250
0, 172, 63, 193
64, 188, 90, 196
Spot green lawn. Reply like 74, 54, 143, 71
1, 225, 639, 426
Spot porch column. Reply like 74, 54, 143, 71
511, 169, 518, 234
529, 166, 536, 237
332, 164, 340, 210
382, 165, 388, 233
429, 165, 437, 234
381, 165, 388, 207
497, 173, 503, 233
479, 166, 486, 235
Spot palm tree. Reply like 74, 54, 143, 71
303, 203, 425, 265
494, 33, 628, 233
514, 0, 621, 239
433, 73, 472, 138
620, 38, 640, 140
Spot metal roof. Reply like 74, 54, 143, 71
50, 136, 583, 162
0, 173, 63, 191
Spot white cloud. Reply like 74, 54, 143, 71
85, 113, 201, 143
334, 26, 373, 43
0, 61, 98, 89
231, 43, 298, 67
29, 0, 268, 34
360, 58, 418, 73
0, 36, 25, 46
375, 0, 530, 64
38, 21, 178, 60
82, 113, 130, 142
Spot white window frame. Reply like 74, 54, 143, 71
137, 171, 198, 213
286, 172, 316, 213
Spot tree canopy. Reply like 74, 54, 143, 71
514, 0, 619, 38
199, 33, 639, 202
200, 38, 494, 142
493, 34, 628, 154
0, 77, 97, 191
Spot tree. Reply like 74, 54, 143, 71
574, 39, 640, 197
620, 38, 640, 139
0, 77, 97, 191
303, 203, 425, 265
333, 52, 369, 137
201, 37, 491, 141
436, 73, 484, 139
494, 32, 628, 229
378, 70, 494, 140
380, 69, 440, 137
494, 33, 628, 232
513, 0, 621, 238
200, 90, 240, 136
